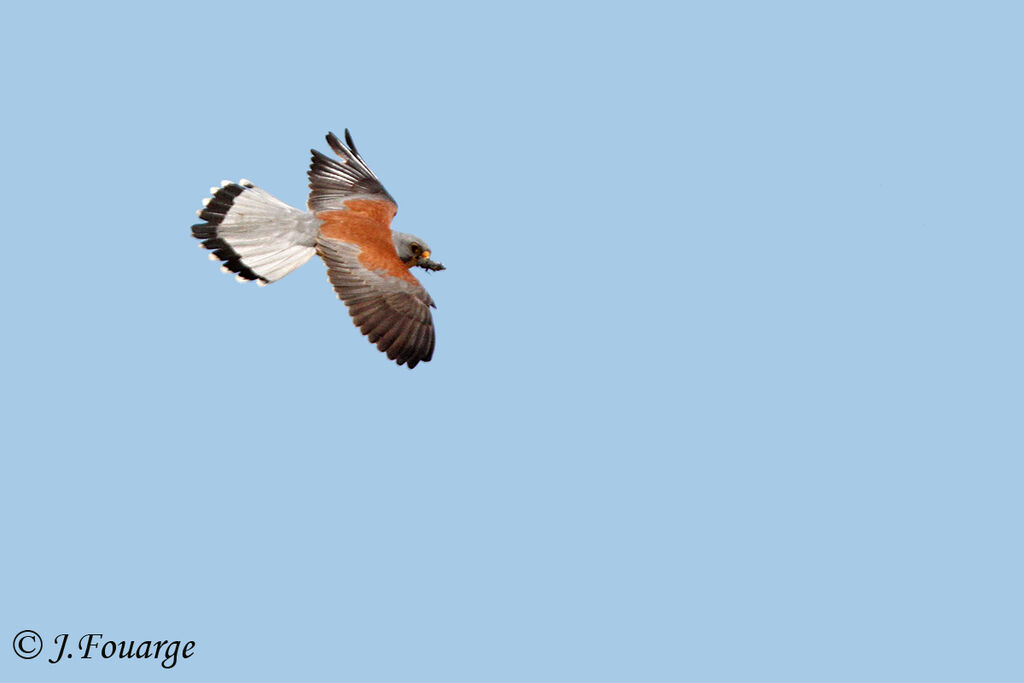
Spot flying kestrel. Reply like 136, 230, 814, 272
191, 130, 444, 368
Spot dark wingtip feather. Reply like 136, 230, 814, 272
325, 132, 345, 157
344, 128, 358, 155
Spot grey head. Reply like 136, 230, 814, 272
392, 231, 445, 271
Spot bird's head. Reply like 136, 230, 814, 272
393, 231, 445, 271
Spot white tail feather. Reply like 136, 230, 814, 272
192, 181, 320, 284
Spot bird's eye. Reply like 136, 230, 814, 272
410, 243, 421, 254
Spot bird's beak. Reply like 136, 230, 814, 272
421, 250, 431, 259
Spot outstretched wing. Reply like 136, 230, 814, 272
309, 130, 435, 368
317, 233, 436, 368
308, 130, 396, 214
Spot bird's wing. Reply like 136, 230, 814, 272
317, 229, 436, 369
308, 129, 397, 214
310, 129, 435, 368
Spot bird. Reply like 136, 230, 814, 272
191, 130, 444, 369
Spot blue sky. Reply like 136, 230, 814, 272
2, 1, 1022, 681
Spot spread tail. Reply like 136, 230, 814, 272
192, 180, 319, 285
